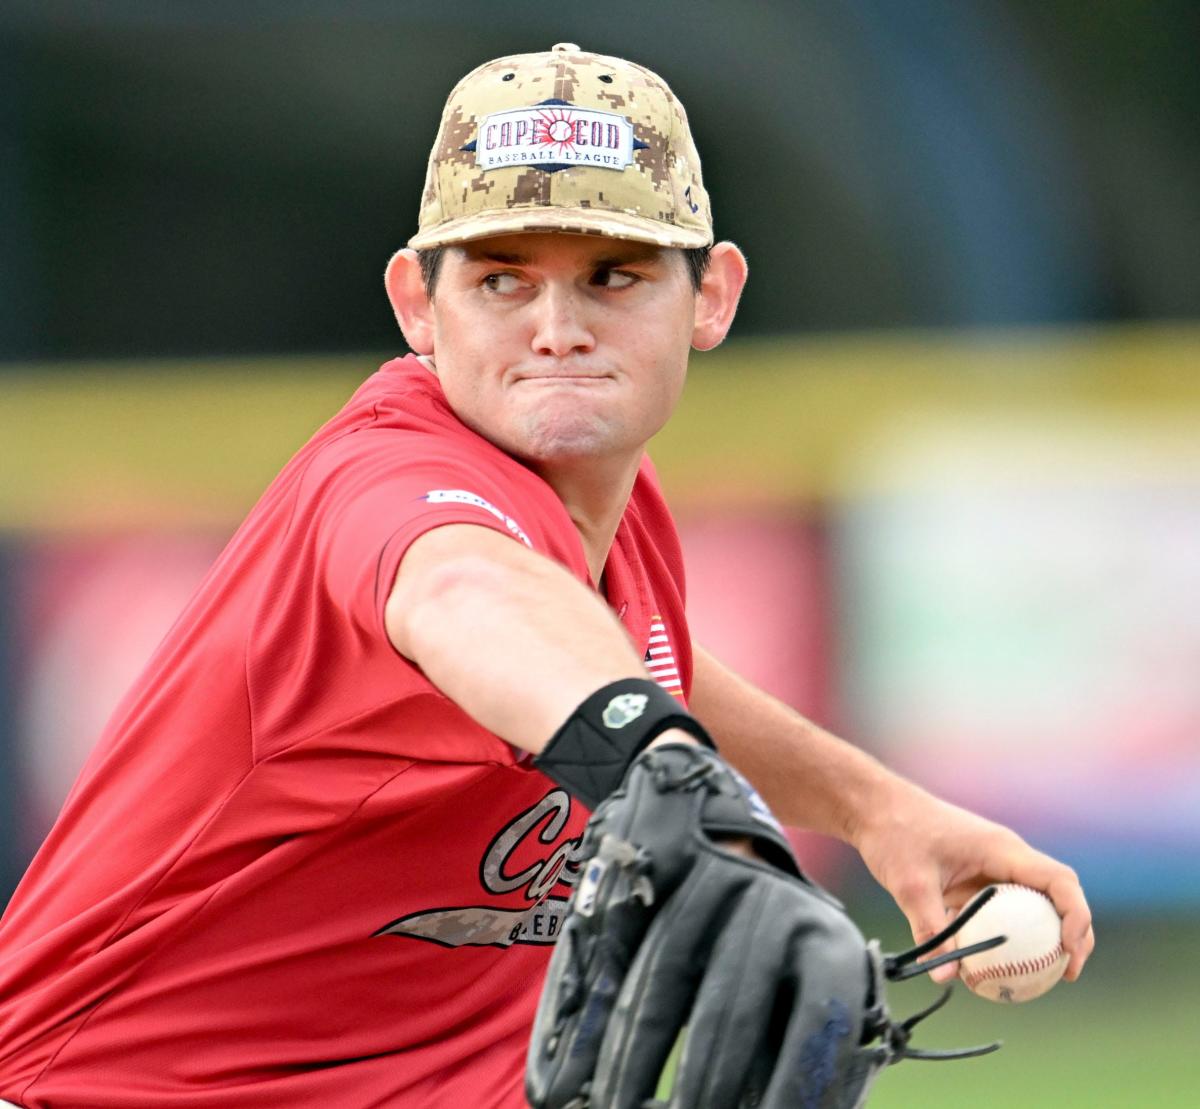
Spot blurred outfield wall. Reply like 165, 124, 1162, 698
2, 324, 1199, 907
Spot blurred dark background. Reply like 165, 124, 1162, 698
1, 0, 1197, 364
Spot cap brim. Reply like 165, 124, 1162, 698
408, 204, 712, 250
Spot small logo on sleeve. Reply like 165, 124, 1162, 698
421, 489, 532, 547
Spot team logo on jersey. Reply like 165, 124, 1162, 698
420, 489, 532, 547
602, 693, 648, 729
373, 790, 583, 949
467, 101, 641, 173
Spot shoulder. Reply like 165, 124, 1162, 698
298, 365, 585, 567
303, 356, 519, 498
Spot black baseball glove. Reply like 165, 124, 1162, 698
526, 742, 1002, 1109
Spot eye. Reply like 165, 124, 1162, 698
502, 73, 515, 82
598, 74, 614, 84
482, 272, 523, 294
592, 268, 639, 289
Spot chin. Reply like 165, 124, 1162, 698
511, 411, 628, 465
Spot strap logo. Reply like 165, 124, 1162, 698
602, 693, 648, 729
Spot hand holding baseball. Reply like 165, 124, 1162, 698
852, 779, 1094, 986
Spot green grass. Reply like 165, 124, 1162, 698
866, 912, 1195, 1108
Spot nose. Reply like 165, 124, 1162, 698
529, 284, 596, 357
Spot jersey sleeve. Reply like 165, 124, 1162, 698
304, 429, 550, 640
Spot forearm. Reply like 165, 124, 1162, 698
689, 645, 1096, 978
688, 642, 913, 842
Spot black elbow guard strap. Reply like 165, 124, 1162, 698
533, 678, 715, 809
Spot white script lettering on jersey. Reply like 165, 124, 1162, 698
373, 790, 584, 948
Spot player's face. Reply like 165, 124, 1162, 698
422, 234, 699, 470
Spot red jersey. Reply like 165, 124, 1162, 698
0, 356, 692, 1108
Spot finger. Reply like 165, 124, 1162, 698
760, 903, 872, 1109
593, 860, 737, 1109
890, 872, 957, 982
991, 850, 1094, 980
1043, 866, 1094, 980
1064, 919, 1096, 981
525, 922, 609, 1106
669, 877, 789, 1108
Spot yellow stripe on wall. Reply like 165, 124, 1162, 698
1, 325, 1197, 532
657, 324, 1200, 503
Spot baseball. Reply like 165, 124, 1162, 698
954, 884, 1068, 1003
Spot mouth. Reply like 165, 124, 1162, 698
513, 370, 615, 386
521, 376, 611, 385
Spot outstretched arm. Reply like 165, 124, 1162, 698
688, 643, 1095, 982
385, 522, 696, 755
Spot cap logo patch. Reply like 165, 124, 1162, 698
476, 101, 636, 173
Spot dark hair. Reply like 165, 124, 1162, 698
417, 243, 712, 299
681, 245, 712, 292
418, 247, 447, 299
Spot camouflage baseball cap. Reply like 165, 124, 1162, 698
409, 43, 712, 250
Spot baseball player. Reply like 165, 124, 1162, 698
0, 44, 1092, 1108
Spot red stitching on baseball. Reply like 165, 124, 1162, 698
963, 943, 1065, 989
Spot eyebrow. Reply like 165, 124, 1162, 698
457, 243, 665, 268
461, 249, 529, 266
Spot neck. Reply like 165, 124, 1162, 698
532, 454, 642, 585
417, 355, 640, 583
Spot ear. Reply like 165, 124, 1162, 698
384, 248, 435, 356
691, 242, 749, 352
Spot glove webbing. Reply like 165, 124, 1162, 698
534, 679, 715, 809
